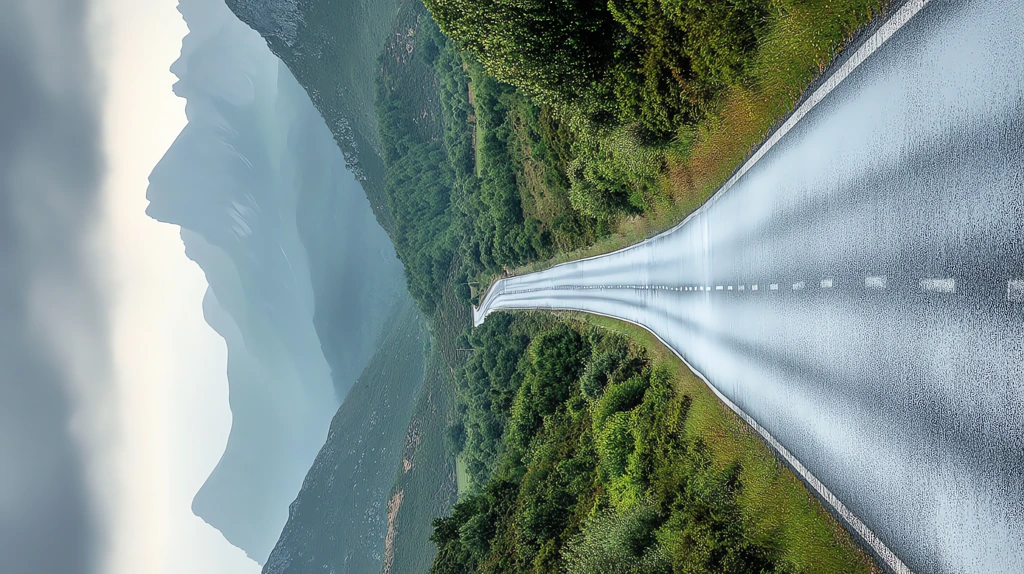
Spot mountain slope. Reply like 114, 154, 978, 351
146, 0, 405, 562
225, 0, 404, 234
264, 298, 427, 574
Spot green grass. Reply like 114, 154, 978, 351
474, 115, 484, 178
455, 454, 471, 497
573, 312, 878, 573
506, 0, 889, 279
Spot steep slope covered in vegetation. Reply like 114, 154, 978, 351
431, 314, 877, 574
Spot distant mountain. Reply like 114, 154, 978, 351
146, 0, 406, 563
224, 0, 404, 234
219, 1, 464, 571
263, 298, 427, 574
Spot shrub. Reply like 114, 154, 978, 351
564, 502, 672, 574
593, 374, 651, 428
527, 325, 590, 415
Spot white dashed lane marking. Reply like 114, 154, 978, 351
1009, 280, 1024, 302
920, 278, 955, 293
524, 278, 1024, 302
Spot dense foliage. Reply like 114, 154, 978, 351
378, 0, 782, 304
377, 11, 609, 310
424, 0, 769, 140
433, 315, 793, 573
375, 7, 460, 312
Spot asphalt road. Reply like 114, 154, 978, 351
474, 1, 1024, 572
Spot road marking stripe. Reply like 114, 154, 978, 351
739, 285, 745, 291
716, 286, 724, 291
793, 281, 806, 291
821, 278, 834, 289
1008, 280, 1024, 302
770, 283, 779, 291
752, 284, 759, 291
920, 278, 955, 293
865, 276, 887, 290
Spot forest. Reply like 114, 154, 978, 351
376, 9, 614, 314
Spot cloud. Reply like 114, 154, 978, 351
0, 1, 109, 573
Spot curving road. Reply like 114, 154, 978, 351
475, 1, 1024, 572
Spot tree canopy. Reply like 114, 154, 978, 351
425, 0, 769, 139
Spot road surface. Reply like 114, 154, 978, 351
474, 1, 1024, 572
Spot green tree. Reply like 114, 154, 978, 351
527, 325, 589, 415
426, 0, 770, 139
424, 0, 620, 118
564, 502, 672, 574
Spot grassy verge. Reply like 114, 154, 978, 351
576, 312, 878, 572
507, 0, 889, 278
455, 455, 471, 497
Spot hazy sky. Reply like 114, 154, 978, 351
1, 0, 260, 572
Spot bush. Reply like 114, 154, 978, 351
527, 325, 590, 415
566, 121, 666, 222
581, 334, 638, 399
424, 0, 619, 117
593, 374, 651, 428
564, 502, 672, 574
596, 411, 635, 481
581, 352, 617, 400
445, 421, 467, 453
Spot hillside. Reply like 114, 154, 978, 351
146, 0, 405, 561
263, 298, 427, 574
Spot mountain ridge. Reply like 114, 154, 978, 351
146, 0, 406, 562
